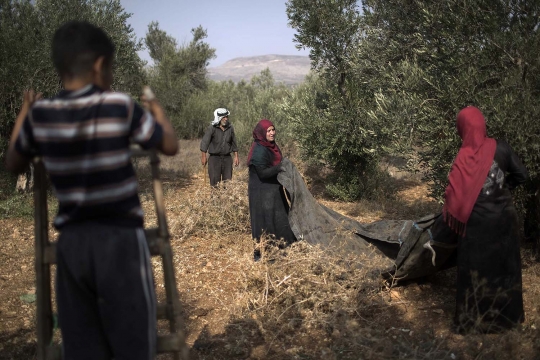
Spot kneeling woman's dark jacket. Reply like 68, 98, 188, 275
247, 122, 295, 243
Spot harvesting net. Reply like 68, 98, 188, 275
278, 158, 458, 282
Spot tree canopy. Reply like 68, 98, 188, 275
286, 1, 539, 186
144, 22, 216, 135
285, 0, 540, 236
0, 0, 144, 159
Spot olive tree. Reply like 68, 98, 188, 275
144, 23, 216, 135
1, 0, 145, 192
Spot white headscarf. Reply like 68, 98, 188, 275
211, 108, 230, 126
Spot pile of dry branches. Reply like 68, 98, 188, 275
166, 176, 251, 240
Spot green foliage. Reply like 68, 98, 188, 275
286, 0, 362, 96
285, 0, 395, 200
176, 69, 293, 153
0, 0, 145, 209
361, 0, 540, 203
34, 0, 146, 94
0, 0, 45, 159
145, 21, 176, 64
286, 0, 540, 215
0, 192, 34, 219
0, 167, 33, 218
0, 0, 145, 160
280, 73, 392, 199
144, 23, 216, 132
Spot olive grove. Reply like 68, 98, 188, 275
285, 0, 540, 240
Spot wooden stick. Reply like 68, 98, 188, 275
202, 164, 207, 185
34, 160, 53, 360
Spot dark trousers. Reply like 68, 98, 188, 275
56, 223, 156, 360
208, 154, 233, 186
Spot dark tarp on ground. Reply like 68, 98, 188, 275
277, 158, 458, 282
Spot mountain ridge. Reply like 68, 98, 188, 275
207, 54, 311, 85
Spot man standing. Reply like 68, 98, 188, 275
200, 108, 239, 186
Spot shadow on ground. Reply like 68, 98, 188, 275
0, 328, 37, 360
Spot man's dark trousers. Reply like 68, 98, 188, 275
208, 154, 232, 186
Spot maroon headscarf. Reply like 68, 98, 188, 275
443, 106, 497, 236
247, 119, 282, 166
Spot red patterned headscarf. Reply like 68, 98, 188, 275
443, 107, 496, 236
247, 119, 282, 166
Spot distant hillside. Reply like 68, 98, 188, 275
207, 54, 311, 85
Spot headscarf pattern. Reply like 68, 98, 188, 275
247, 119, 282, 166
443, 106, 497, 236
211, 108, 230, 126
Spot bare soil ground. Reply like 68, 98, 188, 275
1, 140, 540, 359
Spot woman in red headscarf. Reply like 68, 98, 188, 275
443, 106, 527, 333
247, 119, 295, 260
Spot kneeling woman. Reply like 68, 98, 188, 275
247, 120, 296, 259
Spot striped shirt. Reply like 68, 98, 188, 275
15, 84, 163, 229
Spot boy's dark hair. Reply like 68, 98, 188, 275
52, 21, 115, 78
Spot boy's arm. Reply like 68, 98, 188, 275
5, 90, 42, 174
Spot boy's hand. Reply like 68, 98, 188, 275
140, 87, 165, 118
23, 89, 43, 107
141, 95, 164, 116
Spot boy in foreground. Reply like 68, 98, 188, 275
6, 21, 178, 360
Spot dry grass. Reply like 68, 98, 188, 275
132, 143, 540, 359
167, 175, 251, 240
235, 238, 417, 359
142, 146, 540, 360
154, 171, 455, 359
2, 140, 540, 360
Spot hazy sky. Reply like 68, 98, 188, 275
119, 0, 310, 67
